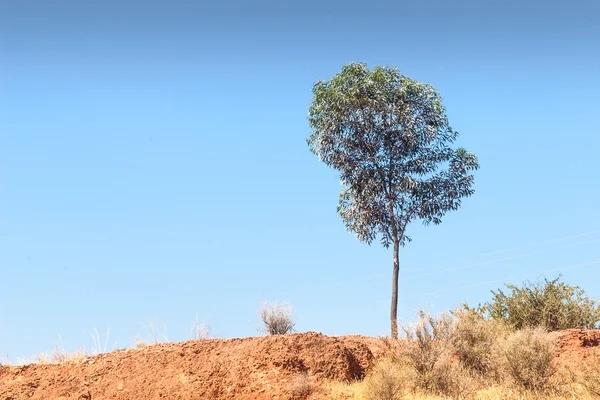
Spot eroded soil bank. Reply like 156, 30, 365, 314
0, 330, 598, 400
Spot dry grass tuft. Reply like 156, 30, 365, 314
190, 314, 210, 340
361, 356, 413, 400
451, 309, 510, 376
499, 327, 557, 391
574, 349, 600, 398
288, 371, 317, 399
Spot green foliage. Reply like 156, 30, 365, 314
307, 62, 478, 338
476, 275, 600, 331
307, 62, 479, 248
370, 309, 584, 398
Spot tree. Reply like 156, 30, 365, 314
307, 63, 479, 338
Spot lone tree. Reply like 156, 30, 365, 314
307, 63, 479, 338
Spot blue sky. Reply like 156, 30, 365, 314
1, 0, 599, 362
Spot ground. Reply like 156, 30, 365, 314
0, 330, 598, 400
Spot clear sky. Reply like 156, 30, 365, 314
1, 0, 599, 363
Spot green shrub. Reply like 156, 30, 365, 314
475, 275, 600, 331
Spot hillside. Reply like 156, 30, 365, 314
0, 330, 598, 400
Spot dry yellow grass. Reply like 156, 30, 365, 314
26, 348, 88, 365
324, 380, 595, 400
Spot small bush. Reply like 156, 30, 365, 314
362, 357, 412, 400
476, 275, 600, 331
427, 361, 480, 399
287, 371, 316, 399
402, 310, 454, 390
499, 327, 557, 391
451, 308, 509, 375
400, 311, 480, 397
259, 301, 296, 335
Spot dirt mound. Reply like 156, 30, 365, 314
550, 329, 600, 363
0, 332, 376, 400
1, 330, 598, 400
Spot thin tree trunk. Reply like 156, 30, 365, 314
390, 237, 400, 339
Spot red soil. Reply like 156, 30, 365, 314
0, 330, 598, 400
550, 329, 600, 362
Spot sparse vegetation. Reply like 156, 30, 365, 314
576, 349, 600, 397
33, 347, 87, 365
451, 309, 508, 376
362, 357, 412, 400
401, 311, 455, 392
474, 275, 600, 331
400, 311, 480, 398
5, 280, 600, 400
358, 308, 586, 399
133, 335, 150, 348
144, 317, 170, 344
259, 301, 296, 335
190, 314, 210, 340
499, 327, 557, 391
35, 336, 88, 365
91, 326, 117, 355
287, 371, 316, 399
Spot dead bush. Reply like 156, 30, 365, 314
452, 308, 509, 375
399, 311, 478, 397
288, 371, 316, 399
259, 301, 296, 335
499, 327, 557, 391
402, 310, 454, 390
362, 357, 413, 400
377, 336, 405, 362
426, 360, 480, 399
